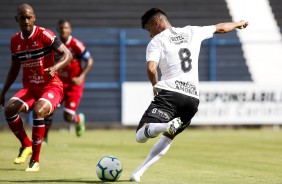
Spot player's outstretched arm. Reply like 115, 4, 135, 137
80, 55, 94, 78
0, 60, 21, 106
44, 43, 72, 77
55, 43, 73, 70
72, 54, 94, 85
215, 20, 248, 34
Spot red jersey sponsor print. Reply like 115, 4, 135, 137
58, 36, 85, 86
10, 26, 62, 88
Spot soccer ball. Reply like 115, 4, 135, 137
96, 156, 123, 181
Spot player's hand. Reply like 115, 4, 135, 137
237, 20, 248, 29
44, 66, 57, 78
72, 76, 84, 85
153, 88, 158, 96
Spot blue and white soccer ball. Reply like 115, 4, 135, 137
96, 156, 123, 181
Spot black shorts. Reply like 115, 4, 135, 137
137, 89, 199, 135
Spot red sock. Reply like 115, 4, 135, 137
32, 119, 45, 163
74, 114, 80, 124
7, 115, 32, 148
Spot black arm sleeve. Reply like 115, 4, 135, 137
51, 37, 62, 50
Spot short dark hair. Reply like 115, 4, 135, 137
57, 18, 71, 27
141, 8, 167, 29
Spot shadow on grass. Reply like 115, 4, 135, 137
0, 168, 130, 183
0, 179, 130, 183
0, 168, 22, 171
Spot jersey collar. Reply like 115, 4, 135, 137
20, 25, 36, 40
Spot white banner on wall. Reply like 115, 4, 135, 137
122, 82, 154, 125
122, 82, 282, 125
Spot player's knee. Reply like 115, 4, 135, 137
33, 106, 49, 118
136, 134, 147, 143
4, 101, 22, 118
33, 109, 47, 118
135, 127, 148, 143
4, 106, 15, 118
33, 100, 51, 118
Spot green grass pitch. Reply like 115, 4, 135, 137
0, 128, 281, 184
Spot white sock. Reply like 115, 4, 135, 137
132, 135, 172, 178
136, 123, 168, 143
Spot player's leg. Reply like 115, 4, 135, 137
130, 91, 199, 182
5, 99, 31, 149
136, 117, 182, 143
131, 124, 186, 182
43, 114, 53, 144
26, 86, 63, 172
135, 90, 183, 143
63, 110, 85, 137
134, 96, 199, 179
130, 91, 179, 181
25, 99, 50, 171
131, 115, 179, 182
63, 92, 85, 137
130, 133, 175, 182
4, 89, 34, 164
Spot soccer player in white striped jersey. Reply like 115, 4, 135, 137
130, 8, 248, 182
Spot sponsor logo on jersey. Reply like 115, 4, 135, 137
169, 33, 189, 45
29, 69, 44, 84
175, 80, 198, 96
25, 52, 32, 60
16, 46, 52, 62
29, 76, 44, 84
22, 60, 42, 68
48, 92, 54, 99
70, 102, 76, 108
32, 41, 38, 47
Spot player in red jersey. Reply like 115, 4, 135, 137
0, 3, 72, 171
43, 19, 93, 141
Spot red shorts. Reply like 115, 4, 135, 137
62, 83, 84, 115
11, 84, 63, 115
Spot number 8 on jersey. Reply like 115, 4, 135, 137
178, 48, 192, 73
